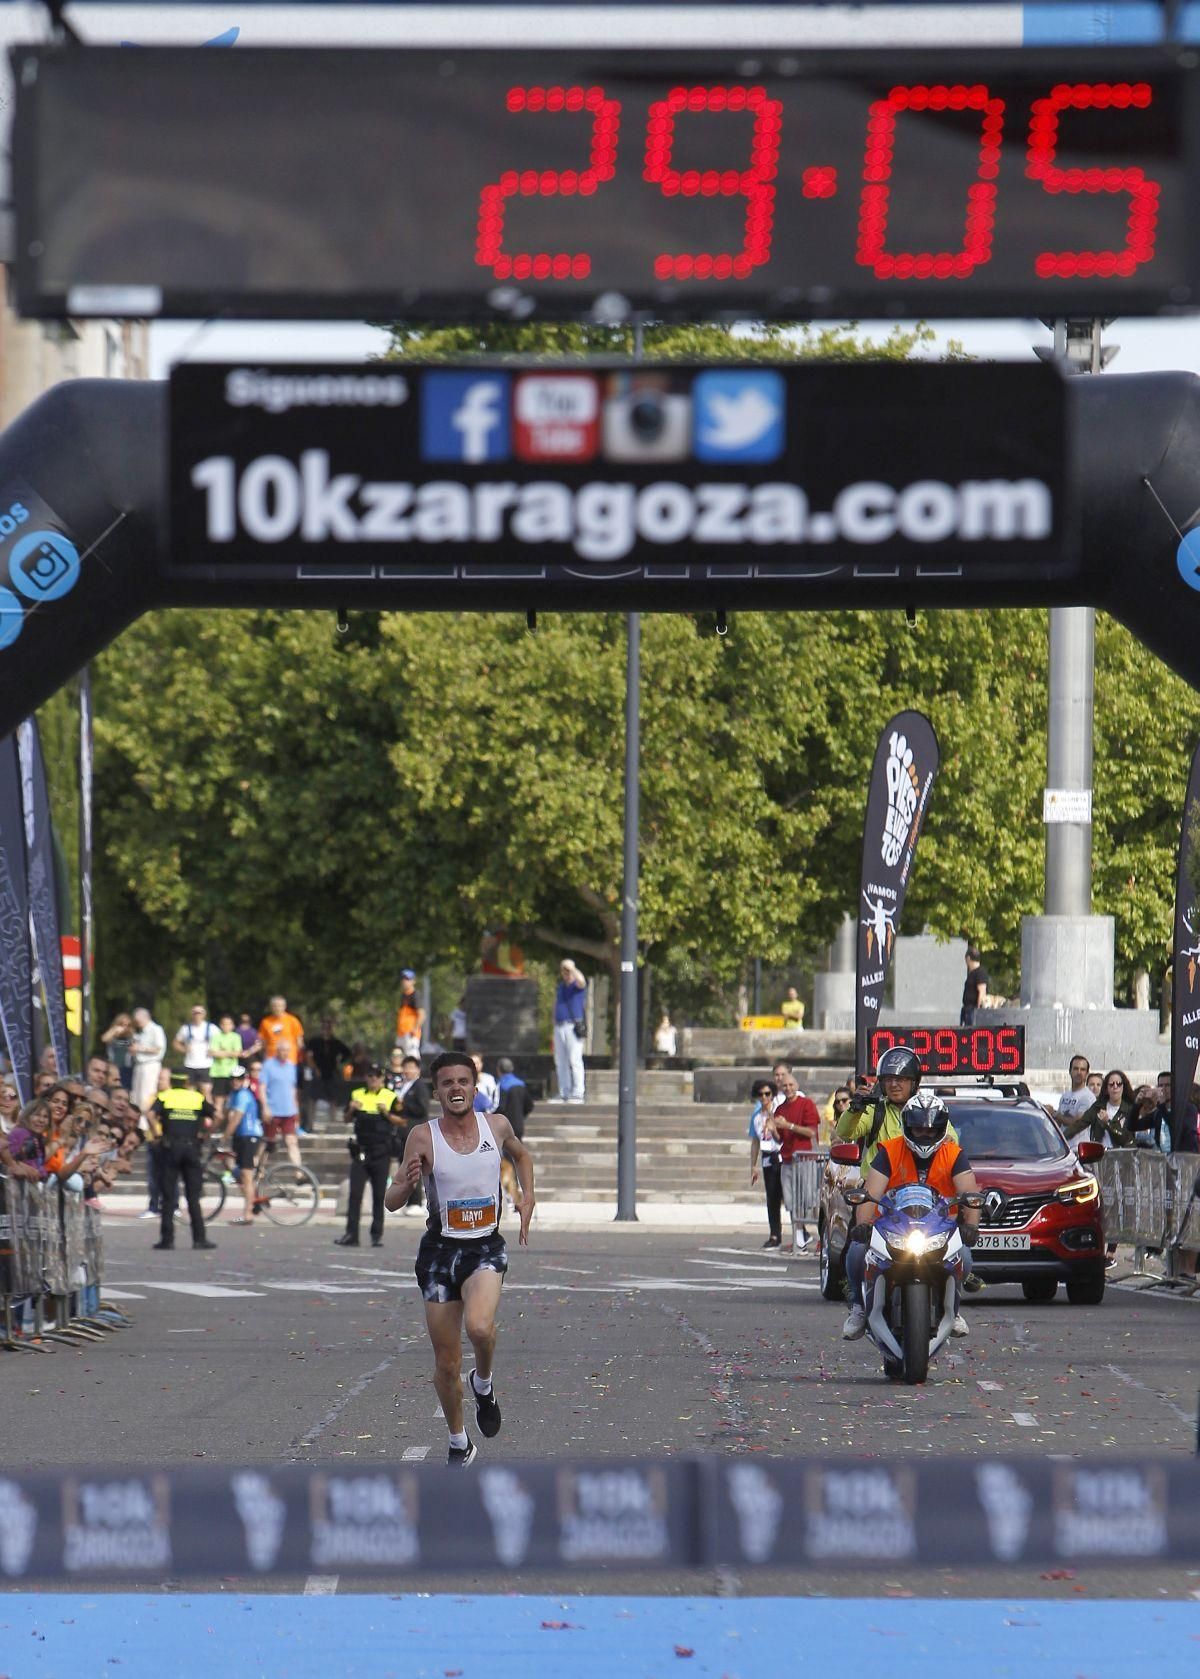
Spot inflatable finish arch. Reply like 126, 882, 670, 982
3, 370, 1200, 739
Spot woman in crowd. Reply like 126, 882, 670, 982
0, 1079, 18, 1135
747, 1078, 783, 1249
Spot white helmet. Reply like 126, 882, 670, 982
900, 1092, 950, 1160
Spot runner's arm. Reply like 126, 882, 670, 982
385, 1123, 430, 1211
491, 1113, 536, 1244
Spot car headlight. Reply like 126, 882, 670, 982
1055, 1174, 1099, 1205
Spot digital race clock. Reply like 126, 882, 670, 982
13, 46, 1200, 319
868, 1024, 1026, 1078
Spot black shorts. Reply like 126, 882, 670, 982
232, 1134, 261, 1172
186, 1069, 212, 1090
211, 1076, 233, 1097
415, 1230, 508, 1304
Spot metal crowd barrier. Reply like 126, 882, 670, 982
0, 1454, 1195, 1580
1094, 1150, 1200, 1272
0, 1172, 118, 1351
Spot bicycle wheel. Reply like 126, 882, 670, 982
259, 1162, 321, 1226
199, 1168, 227, 1222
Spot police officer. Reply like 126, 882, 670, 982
335, 1065, 404, 1248
150, 1072, 217, 1251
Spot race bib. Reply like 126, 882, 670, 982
446, 1197, 496, 1234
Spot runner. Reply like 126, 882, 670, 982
385, 1051, 535, 1467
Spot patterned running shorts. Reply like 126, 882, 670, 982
415, 1230, 509, 1303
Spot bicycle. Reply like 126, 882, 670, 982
200, 1137, 322, 1227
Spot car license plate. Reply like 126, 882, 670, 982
975, 1232, 1031, 1252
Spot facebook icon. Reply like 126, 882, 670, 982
421, 373, 512, 464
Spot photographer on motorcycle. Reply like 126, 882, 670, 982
841, 1092, 980, 1343
836, 1047, 958, 1151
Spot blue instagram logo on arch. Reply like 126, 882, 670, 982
8, 531, 81, 602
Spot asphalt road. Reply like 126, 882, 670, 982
7, 1210, 1199, 1599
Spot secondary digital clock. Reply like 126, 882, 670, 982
868, 1024, 1026, 1078
13, 46, 1200, 319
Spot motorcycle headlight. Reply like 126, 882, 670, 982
1055, 1174, 1099, 1205
903, 1230, 928, 1255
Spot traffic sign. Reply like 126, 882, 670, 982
14, 45, 1200, 319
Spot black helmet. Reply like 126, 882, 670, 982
901, 1093, 950, 1160
875, 1046, 922, 1090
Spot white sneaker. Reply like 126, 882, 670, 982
951, 1313, 970, 1337
138, 1210, 157, 1220
842, 1303, 867, 1340
566, 1096, 585, 1104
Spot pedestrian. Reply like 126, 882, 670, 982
236, 1012, 263, 1062
259, 995, 305, 1066
223, 1066, 263, 1224
551, 958, 587, 1103
495, 1056, 533, 1210
0, 1078, 19, 1135
260, 1040, 303, 1169
99, 1012, 135, 1091
1056, 1054, 1093, 1127
336, 1064, 404, 1248
1064, 1068, 1135, 1270
450, 996, 469, 1053
386, 1051, 535, 1467
472, 1053, 499, 1114
961, 947, 989, 1025
748, 1078, 782, 1249
1129, 1082, 1173, 1154
768, 1071, 819, 1253
389, 1053, 431, 1213
306, 1015, 351, 1126
653, 1013, 678, 1058
1086, 1071, 1104, 1100
174, 1003, 216, 1096
209, 1013, 244, 1125
148, 1074, 217, 1252
395, 970, 426, 1055
822, 1085, 852, 1145
129, 1006, 167, 1114
780, 986, 805, 1028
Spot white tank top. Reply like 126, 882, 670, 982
426, 1112, 502, 1240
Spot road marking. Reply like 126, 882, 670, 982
303, 1576, 339, 1595
293, 1358, 394, 1454
1106, 1361, 1196, 1428
1011, 1412, 1038, 1427
125, 1281, 267, 1298
977, 1380, 1004, 1392
539, 1265, 595, 1275
687, 1259, 798, 1275
167, 1328, 207, 1334
702, 1246, 786, 1259
401, 1446, 429, 1461
97, 1288, 145, 1300
260, 1280, 379, 1293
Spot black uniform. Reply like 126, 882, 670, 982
345, 1086, 402, 1241
152, 1086, 214, 1247
385, 1073, 430, 1207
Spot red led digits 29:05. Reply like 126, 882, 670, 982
475, 75, 1161, 284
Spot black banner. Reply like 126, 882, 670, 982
0, 733, 33, 1104
1170, 738, 1200, 1148
855, 711, 940, 1076
79, 668, 94, 1070
18, 716, 69, 1078
0, 1456, 1193, 1580
167, 361, 1071, 583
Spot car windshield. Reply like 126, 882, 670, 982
948, 1102, 1070, 1161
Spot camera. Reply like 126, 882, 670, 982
603, 377, 691, 462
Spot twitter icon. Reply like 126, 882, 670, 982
693, 370, 786, 463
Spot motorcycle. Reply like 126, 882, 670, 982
847, 1182, 983, 1385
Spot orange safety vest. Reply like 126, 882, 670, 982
875, 1134, 963, 1207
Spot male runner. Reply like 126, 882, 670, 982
386, 1051, 535, 1467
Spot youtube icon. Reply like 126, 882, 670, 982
513, 374, 600, 463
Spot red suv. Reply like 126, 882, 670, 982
818, 1085, 1106, 1306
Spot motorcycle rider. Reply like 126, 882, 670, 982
835, 1047, 958, 1150
841, 1092, 980, 1343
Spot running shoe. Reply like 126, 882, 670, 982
471, 1369, 502, 1439
951, 1314, 970, 1337
447, 1439, 478, 1468
841, 1303, 867, 1340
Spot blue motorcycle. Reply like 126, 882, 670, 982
850, 1182, 982, 1384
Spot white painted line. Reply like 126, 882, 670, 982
127, 1281, 267, 1298
96, 1288, 145, 1300
1106, 1361, 1196, 1428
1011, 1412, 1038, 1428
539, 1265, 595, 1275
977, 1380, 1004, 1392
687, 1259, 796, 1274
303, 1576, 339, 1595
294, 1358, 394, 1454
261, 1280, 379, 1294
401, 1446, 429, 1461
167, 1328, 207, 1334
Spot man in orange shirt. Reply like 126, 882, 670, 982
259, 995, 305, 1066
395, 970, 425, 1055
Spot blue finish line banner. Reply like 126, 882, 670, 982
0, 1456, 1196, 1579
